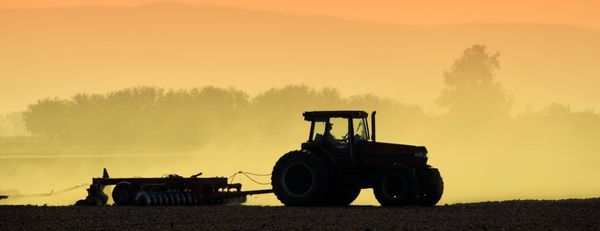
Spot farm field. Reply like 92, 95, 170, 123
1, 199, 600, 230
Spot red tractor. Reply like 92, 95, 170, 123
271, 110, 443, 206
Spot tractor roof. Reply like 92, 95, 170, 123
303, 110, 368, 120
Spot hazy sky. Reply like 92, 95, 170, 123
1, 1, 600, 206
1, 0, 599, 30
1, 1, 600, 115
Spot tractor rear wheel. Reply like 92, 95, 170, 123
272, 150, 331, 206
373, 165, 419, 206
324, 188, 361, 206
112, 182, 136, 206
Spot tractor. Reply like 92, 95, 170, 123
271, 110, 443, 206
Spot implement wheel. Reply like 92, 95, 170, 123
112, 182, 137, 206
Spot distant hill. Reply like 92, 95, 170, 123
1, 2, 599, 113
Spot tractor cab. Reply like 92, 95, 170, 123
303, 110, 370, 158
301, 110, 427, 169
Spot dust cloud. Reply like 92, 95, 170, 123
1, 45, 599, 206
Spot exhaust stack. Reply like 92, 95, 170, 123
371, 111, 376, 142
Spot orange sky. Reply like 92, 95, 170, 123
1, 0, 599, 30
1, 1, 600, 115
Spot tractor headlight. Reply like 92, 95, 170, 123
414, 152, 427, 158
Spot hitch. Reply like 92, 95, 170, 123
75, 168, 110, 206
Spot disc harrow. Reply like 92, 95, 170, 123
76, 168, 271, 206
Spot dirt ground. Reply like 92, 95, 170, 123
1, 198, 599, 230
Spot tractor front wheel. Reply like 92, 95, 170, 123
373, 165, 419, 206
417, 168, 444, 206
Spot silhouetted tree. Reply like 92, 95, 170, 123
437, 45, 512, 119
23, 98, 70, 138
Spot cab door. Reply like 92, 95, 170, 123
349, 117, 370, 162
311, 117, 356, 167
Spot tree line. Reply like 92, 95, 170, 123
20, 85, 425, 145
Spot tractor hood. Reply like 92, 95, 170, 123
360, 141, 428, 158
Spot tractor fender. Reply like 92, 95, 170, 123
368, 163, 415, 184
301, 147, 337, 172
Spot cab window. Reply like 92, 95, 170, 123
352, 118, 368, 143
312, 117, 350, 149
